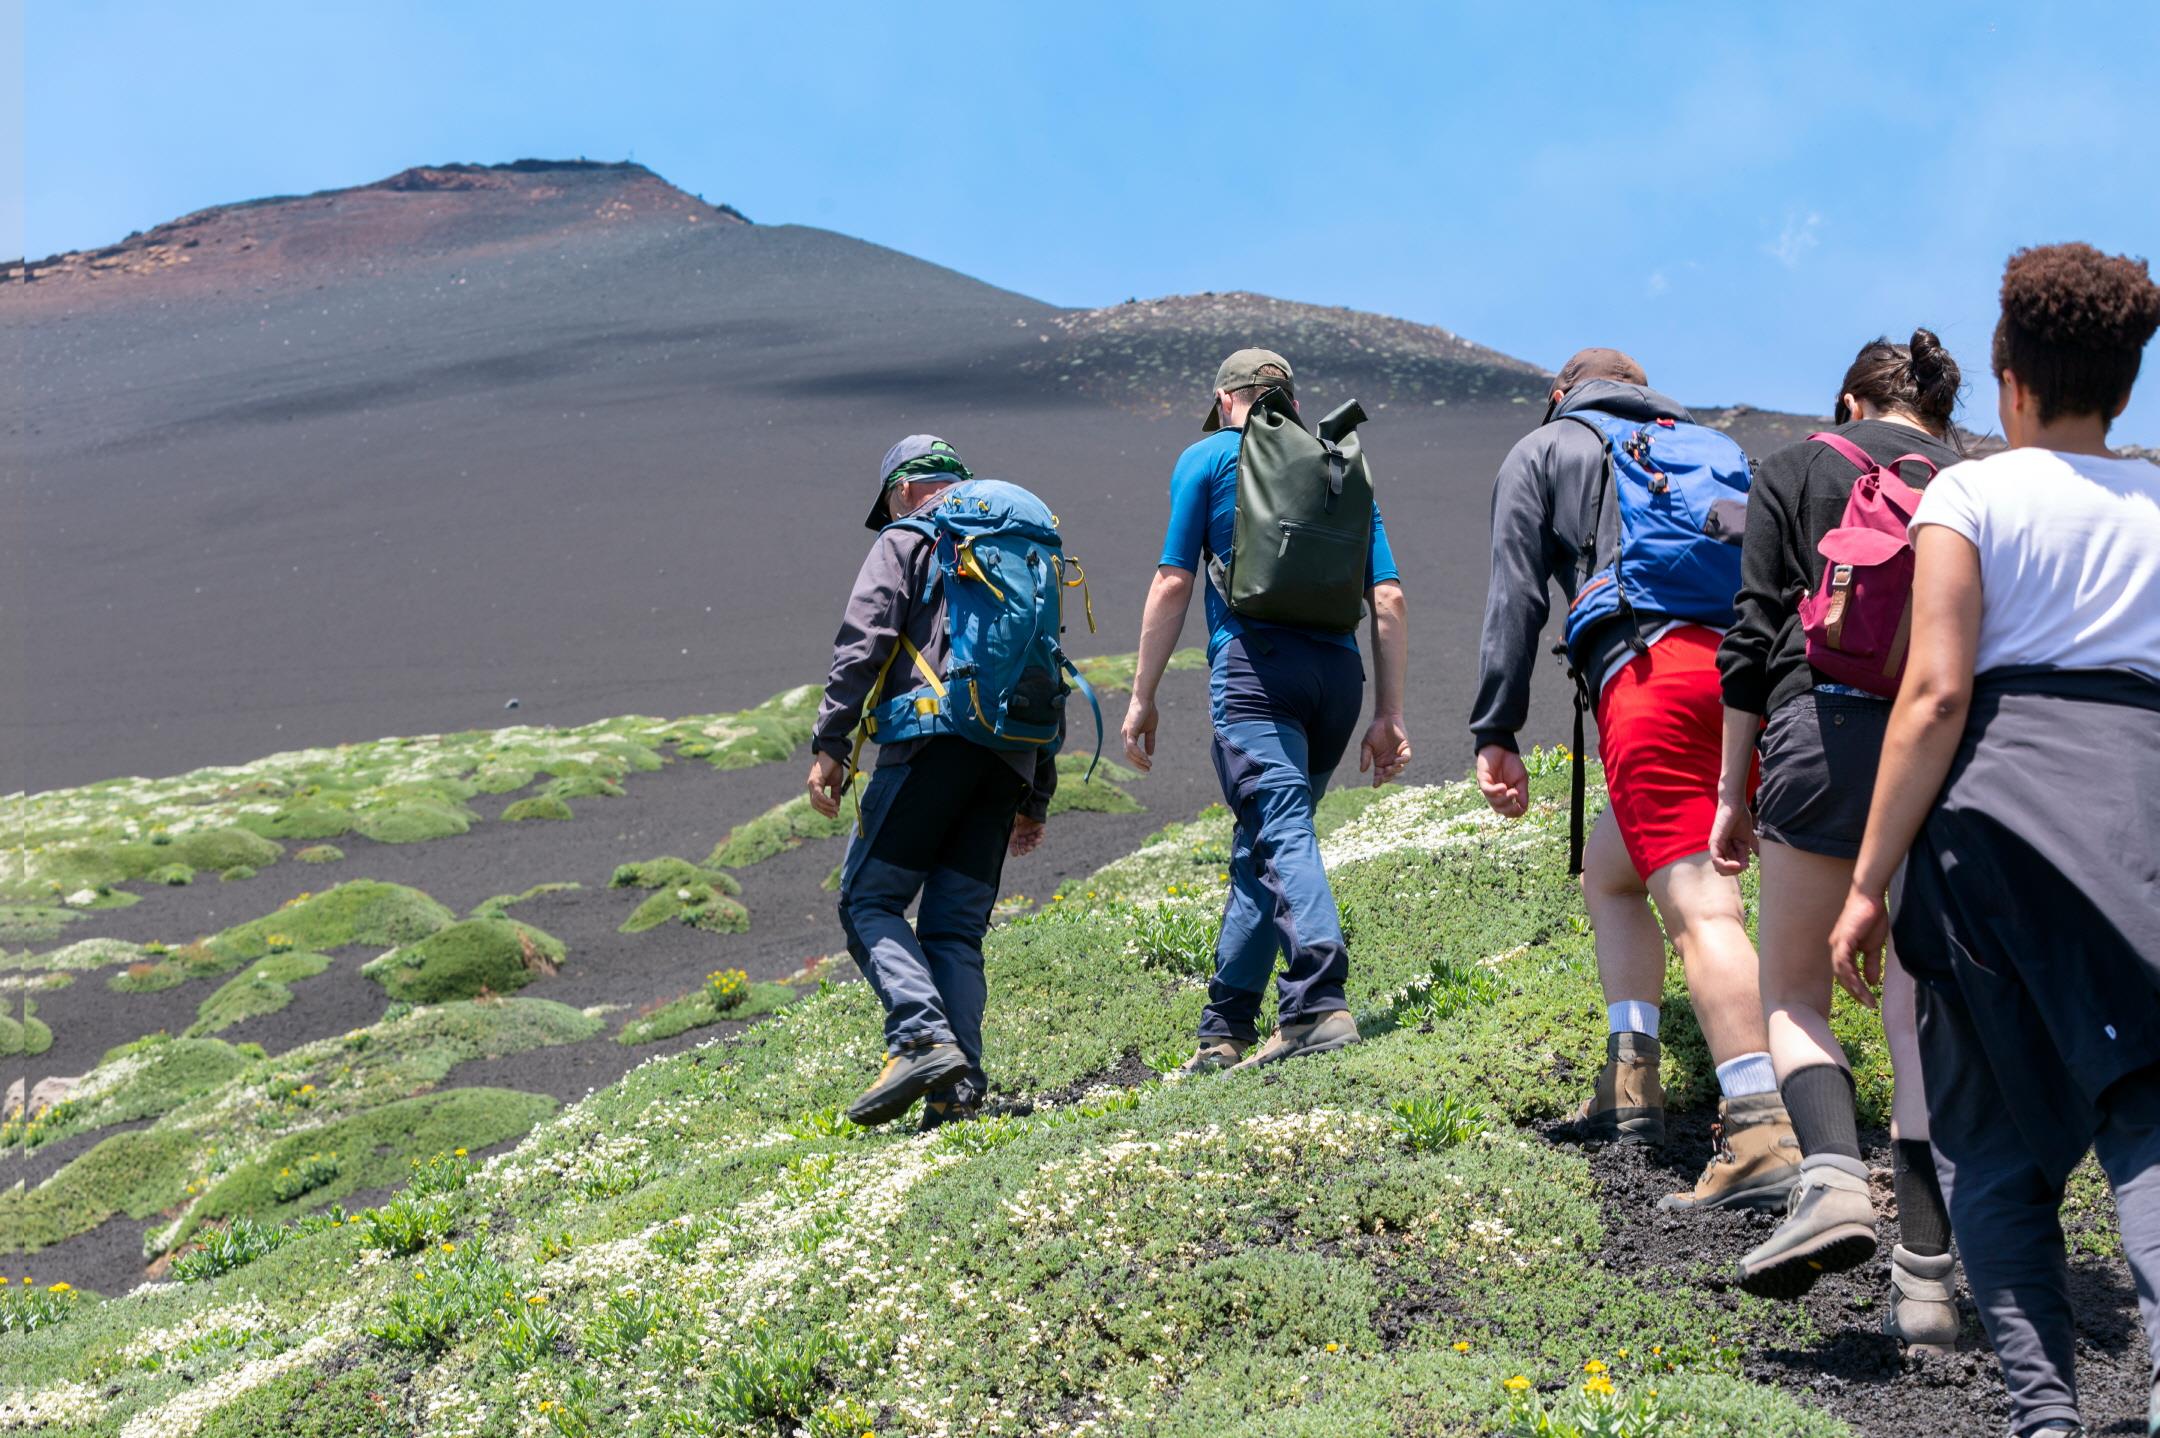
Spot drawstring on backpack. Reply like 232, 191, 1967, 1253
1058, 554, 1097, 634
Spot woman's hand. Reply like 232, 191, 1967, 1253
1828, 887, 1891, 1010
1708, 796, 1757, 876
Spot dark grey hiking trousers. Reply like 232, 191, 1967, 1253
1921, 979, 2160, 1437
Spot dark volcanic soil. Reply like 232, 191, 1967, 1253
1559, 1111, 2152, 1438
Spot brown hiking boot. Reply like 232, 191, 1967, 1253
1882, 1244, 1959, 1354
1658, 1093, 1802, 1213
1737, 1152, 1879, 1298
1229, 1010, 1360, 1070
846, 1042, 968, 1126
1572, 1032, 1665, 1144
1171, 1039, 1248, 1077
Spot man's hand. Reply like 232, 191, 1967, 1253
1476, 744, 1529, 818
1708, 796, 1758, 876
805, 752, 847, 820
1828, 887, 1890, 1010
1009, 814, 1045, 858
1121, 695, 1159, 772
1358, 713, 1411, 788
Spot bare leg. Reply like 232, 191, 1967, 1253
1883, 948, 1928, 1143
1581, 807, 1667, 1006
1755, 838, 1854, 1081
1646, 852, 1768, 1066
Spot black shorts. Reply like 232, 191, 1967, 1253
1753, 690, 1891, 860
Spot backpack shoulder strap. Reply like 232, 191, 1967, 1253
1807, 431, 1880, 475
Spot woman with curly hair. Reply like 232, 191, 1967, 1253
1710, 332, 1963, 1342
1832, 243, 2160, 1438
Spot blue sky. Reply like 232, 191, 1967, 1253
13, 1, 2160, 440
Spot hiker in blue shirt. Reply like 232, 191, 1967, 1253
1120, 348, 1412, 1071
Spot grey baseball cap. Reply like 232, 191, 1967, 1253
866, 434, 971, 530
1200, 347, 1295, 431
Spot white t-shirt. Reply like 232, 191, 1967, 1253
1911, 447, 2160, 679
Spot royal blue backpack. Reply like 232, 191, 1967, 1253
856, 478, 1104, 775
1559, 410, 1752, 661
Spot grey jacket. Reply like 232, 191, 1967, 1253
812, 515, 1058, 822
1468, 379, 1698, 752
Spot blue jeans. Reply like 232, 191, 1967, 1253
837, 738, 1027, 1086
1199, 630, 1365, 1042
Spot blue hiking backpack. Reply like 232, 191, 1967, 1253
1558, 409, 1752, 661
855, 478, 1104, 776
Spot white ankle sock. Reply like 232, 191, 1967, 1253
1715, 1051, 1778, 1098
1606, 1000, 1660, 1039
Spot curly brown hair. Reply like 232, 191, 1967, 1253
1992, 243, 2160, 425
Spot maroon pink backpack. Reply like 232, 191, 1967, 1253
1796, 432, 1940, 697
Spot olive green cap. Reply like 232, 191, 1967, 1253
1201, 347, 1295, 431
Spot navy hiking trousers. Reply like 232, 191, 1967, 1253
837, 737, 1027, 1089
1199, 630, 1365, 1043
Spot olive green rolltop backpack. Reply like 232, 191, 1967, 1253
1206, 388, 1375, 633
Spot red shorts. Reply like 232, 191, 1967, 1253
1594, 625, 1753, 880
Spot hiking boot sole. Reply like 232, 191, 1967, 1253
1657, 1167, 1800, 1214
1230, 1033, 1360, 1072
847, 1049, 969, 1126
1736, 1225, 1878, 1300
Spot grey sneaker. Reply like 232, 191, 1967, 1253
1736, 1152, 1879, 1299
1883, 1244, 1959, 1354
1229, 1010, 1360, 1071
1171, 1039, 1248, 1077
847, 1042, 968, 1126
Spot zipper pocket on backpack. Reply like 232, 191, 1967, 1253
1276, 519, 1360, 557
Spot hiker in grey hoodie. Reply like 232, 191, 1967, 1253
1469, 348, 1800, 1213
806, 435, 1055, 1130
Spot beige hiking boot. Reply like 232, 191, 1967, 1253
1229, 1010, 1360, 1070
1171, 1038, 1248, 1077
1882, 1244, 1959, 1354
1572, 1032, 1665, 1144
1737, 1152, 1879, 1299
1658, 1092, 1802, 1213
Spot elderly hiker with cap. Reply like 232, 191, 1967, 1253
1121, 348, 1411, 1073
807, 434, 1080, 1129
1470, 348, 1800, 1214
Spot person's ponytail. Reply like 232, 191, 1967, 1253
1838, 329, 1964, 443
1905, 327, 1960, 436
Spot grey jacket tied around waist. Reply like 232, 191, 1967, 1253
814, 519, 1058, 823
1469, 380, 1700, 751
1894, 666, 2160, 1177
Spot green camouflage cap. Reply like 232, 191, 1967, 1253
1201, 347, 1295, 431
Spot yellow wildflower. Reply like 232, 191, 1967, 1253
1583, 1359, 1607, 1374
1503, 1376, 1531, 1393
46, 1282, 71, 1294
1324, 1341, 1339, 1353
1452, 1341, 1471, 1353
440, 1242, 456, 1254
454, 1148, 468, 1158
526, 1293, 548, 1306
1585, 1375, 1615, 1397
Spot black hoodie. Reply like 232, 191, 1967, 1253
1468, 379, 1703, 753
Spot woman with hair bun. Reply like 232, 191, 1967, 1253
1710, 331, 1964, 1331
1832, 243, 2160, 1438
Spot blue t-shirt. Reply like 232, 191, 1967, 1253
1158, 428, 1400, 657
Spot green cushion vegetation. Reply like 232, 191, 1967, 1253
361, 919, 565, 1003
704, 794, 851, 869
500, 794, 573, 822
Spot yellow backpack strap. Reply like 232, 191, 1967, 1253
1060, 554, 1098, 634
848, 636, 945, 829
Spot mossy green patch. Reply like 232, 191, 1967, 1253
350, 798, 472, 844
220, 864, 258, 882
0, 996, 53, 1056
172, 826, 283, 873
615, 981, 795, 1044
542, 772, 622, 801
705, 794, 851, 869
151, 862, 195, 886
193, 1361, 402, 1438
234, 800, 354, 841
360, 918, 565, 1003
179, 1087, 555, 1240
19, 1033, 255, 1147
499, 794, 573, 822
609, 856, 741, 894
1046, 752, 1144, 816
619, 883, 750, 936
207, 881, 456, 967
1074, 645, 1206, 693
293, 844, 344, 864
467, 882, 580, 920
187, 952, 334, 1036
